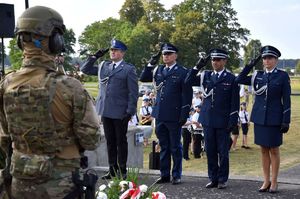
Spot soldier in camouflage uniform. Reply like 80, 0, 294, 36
0, 6, 100, 199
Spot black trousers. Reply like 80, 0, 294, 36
102, 116, 129, 174
181, 128, 191, 159
192, 132, 203, 158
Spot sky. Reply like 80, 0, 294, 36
2, 0, 300, 59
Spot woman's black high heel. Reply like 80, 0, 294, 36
258, 182, 271, 192
269, 184, 278, 194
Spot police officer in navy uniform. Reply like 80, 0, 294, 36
235, 45, 291, 193
185, 48, 240, 189
140, 43, 193, 185
81, 39, 138, 179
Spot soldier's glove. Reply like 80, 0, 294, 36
245, 55, 261, 69
195, 55, 210, 70
148, 50, 162, 66
93, 48, 109, 59
280, 123, 289, 133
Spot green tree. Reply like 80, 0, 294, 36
119, 0, 145, 25
8, 38, 23, 70
243, 39, 263, 70
142, 0, 166, 23
79, 17, 134, 58
62, 28, 76, 71
170, 10, 206, 67
171, 0, 250, 70
295, 60, 300, 75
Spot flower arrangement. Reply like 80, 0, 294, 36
96, 168, 166, 199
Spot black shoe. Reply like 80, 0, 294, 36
269, 184, 278, 194
171, 178, 181, 185
258, 182, 271, 192
156, 176, 170, 184
101, 172, 115, 180
205, 181, 218, 188
217, 182, 227, 189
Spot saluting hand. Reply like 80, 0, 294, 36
246, 55, 261, 68
195, 55, 210, 70
148, 50, 162, 66
94, 48, 109, 59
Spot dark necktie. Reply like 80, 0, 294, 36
213, 73, 219, 83
266, 72, 271, 83
112, 63, 116, 71
145, 106, 149, 115
244, 111, 248, 122
163, 67, 169, 76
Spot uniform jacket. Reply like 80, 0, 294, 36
81, 57, 138, 119
140, 64, 193, 122
235, 67, 291, 125
185, 69, 240, 128
0, 61, 100, 159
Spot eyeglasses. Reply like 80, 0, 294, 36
262, 55, 276, 60
211, 58, 223, 62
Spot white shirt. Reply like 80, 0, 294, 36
191, 112, 201, 130
239, 110, 250, 124
165, 62, 177, 70
213, 68, 225, 77
192, 97, 202, 108
112, 59, 123, 69
139, 106, 153, 116
128, 114, 139, 126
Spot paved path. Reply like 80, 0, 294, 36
95, 164, 300, 199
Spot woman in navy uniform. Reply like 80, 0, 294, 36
140, 43, 193, 185
185, 48, 240, 189
236, 45, 291, 193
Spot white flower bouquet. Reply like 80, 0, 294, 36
96, 168, 166, 199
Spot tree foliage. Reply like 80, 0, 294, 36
243, 39, 263, 70
119, 0, 145, 25
79, 0, 250, 72
8, 38, 23, 70
62, 28, 76, 71
295, 60, 300, 74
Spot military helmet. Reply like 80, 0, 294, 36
15, 6, 66, 36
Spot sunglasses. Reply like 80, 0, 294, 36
262, 55, 276, 60
211, 58, 223, 62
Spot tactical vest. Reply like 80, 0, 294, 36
3, 72, 75, 155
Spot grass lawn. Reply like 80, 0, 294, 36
84, 80, 300, 176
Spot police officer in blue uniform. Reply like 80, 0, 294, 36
185, 48, 240, 189
140, 43, 193, 185
81, 39, 138, 179
235, 45, 291, 193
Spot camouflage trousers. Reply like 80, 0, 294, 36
11, 169, 77, 199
